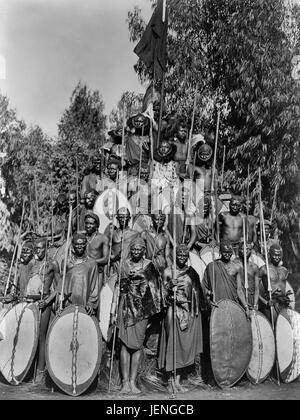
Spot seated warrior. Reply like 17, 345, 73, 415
234, 242, 259, 310
259, 244, 291, 321
218, 196, 243, 256
81, 155, 103, 196
117, 237, 162, 394
126, 113, 150, 177
158, 244, 206, 392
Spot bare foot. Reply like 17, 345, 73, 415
175, 382, 188, 393
130, 380, 141, 394
167, 379, 176, 394
120, 381, 131, 394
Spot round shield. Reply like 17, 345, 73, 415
188, 252, 206, 283
46, 305, 102, 396
93, 188, 132, 234
200, 245, 220, 266
286, 281, 295, 310
0, 302, 40, 385
99, 274, 117, 342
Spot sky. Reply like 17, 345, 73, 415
0, 0, 152, 137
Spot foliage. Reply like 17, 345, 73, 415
109, 91, 144, 127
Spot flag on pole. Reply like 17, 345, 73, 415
133, 0, 168, 81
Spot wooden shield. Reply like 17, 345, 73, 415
247, 310, 275, 384
46, 305, 102, 396
286, 281, 295, 310
200, 246, 220, 266
276, 309, 300, 383
210, 299, 252, 388
249, 253, 265, 269
0, 302, 39, 385
93, 188, 132, 234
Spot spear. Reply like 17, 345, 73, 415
211, 109, 221, 244
50, 175, 54, 244
108, 222, 125, 393
5, 199, 26, 297
242, 216, 249, 305
246, 164, 250, 241
59, 201, 73, 311
185, 89, 198, 175
258, 167, 280, 386
121, 102, 126, 173
270, 184, 278, 225
76, 157, 80, 231
171, 185, 177, 399
34, 171, 40, 233
220, 145, 226, 192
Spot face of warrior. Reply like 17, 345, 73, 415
264, 224, 271, 239
20, 246, 33, 264
220, 243, 233, 263
34, 241, 46, 261
238, 243, 251, 260
85, 216, 98, 236
85, 192, 96, 209
153, 104, 160, 122
107, 163, 118, 181
130, 244, 145, 262
152, 213, 166, 230
198, 144, 213, 163
177, 125, 188, 142
69, 192, 77, 207
159, 141, 171, 157
140, 167, 149, 182
132, 114, 146, 130
229, 198, 241, 215
176, 249, 189, 268
93, 159, 101, 175
117, 208, 131, 228
73, 237, 87, 257
270, 247, 282, 266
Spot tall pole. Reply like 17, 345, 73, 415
76, 157, 80, 231
171, 185, 177, 398
34, 171, 40, 233
59, 202, 73, 311
185, 89, 198, 175
157, 72, 166, 146
246, 164, 250, 241
121, 102, 126, 173
211, 109, 221, 243
220, 145, 226, 192
242, 216, 249, 305
50, 175, 54, 244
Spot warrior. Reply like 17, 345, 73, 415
158, 244, 206, 392
84, 212, 109, 303
169, 119, 189, 179
141, 212, 170, 274
7, 240, 35, 298
47, 233, 99, 317
234, 242, 259, 310
242, 199, 258, 245
50, 193, 69, 247
193, 195, 215, 251
110, 207, 139, 273
78, 188, 98, 231
68, 189, 81, 233
20, 238, 59, 383
126, 113, 150, 177
109, 127, 123, 160
256, 219, 279, 256
117, 237, 162, 394
218, 196, 244, 255
202, 241, 250, 317
81, 155, 103, 196
193, 143, 218, 193
259, 244, 291, 320
101, 158, 121, 191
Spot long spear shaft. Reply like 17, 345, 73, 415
220, 145, 226, 192
157, 72, 166, 146
59, 202, 73, 311
259, 167, 280, 386
246, 164, 250, 241
108, 224, 125, 393
5, 200, 26, 297
185, 89, 198, 175
242, 216, 249, 305
121, 102, 126, 172
171, 186, 177, 398
211, 109, 221, 243
258, 168, 264, 255
270, 184, 278, 225
76, 157, 80, 230
50, 175, 54, 244
34, 171, 40, 233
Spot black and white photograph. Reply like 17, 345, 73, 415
0, 0, 300, 403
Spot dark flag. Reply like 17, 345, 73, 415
133, 0, 168, 80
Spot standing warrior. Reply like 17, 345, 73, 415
126, 113, 150, 177
256, 219, 278, 256
218, 196, 244, 256
118, 237, 162, 394
234, 242, 260, 310
81, 155, 103, 196
169, 119, 190, 179
141, 212, 170, 274
20, 238, 59, 383
84, 212, 109, 304
194, 143, 218, 193
242, 199, 258, 245
158, 244, 206, 392
78, 189, 98, 231
47, 233, 99, 317
259, 244, 291, 320
203, 241, 250, 316
193, 195, 215, 251
101, 158, 121, 191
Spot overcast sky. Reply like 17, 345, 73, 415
0, 0, 152, 137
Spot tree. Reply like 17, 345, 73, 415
109, 91, 144, 127
128, 0, 300, 269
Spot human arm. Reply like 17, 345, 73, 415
236, 266, 250, 319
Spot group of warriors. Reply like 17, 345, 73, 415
0, 106, 299, 397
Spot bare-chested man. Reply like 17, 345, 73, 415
234, 242, 259, 310
171, 119, 189, 179
78, 189, 98, 230
84, 212, 109, 305
259, 244, 291, 321
219, 196, 243, 256
242, 199, 258, 245
81, 155, 103, 196
194, 144, 218, 193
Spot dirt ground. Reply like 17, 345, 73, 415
1, 276, 300, 400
